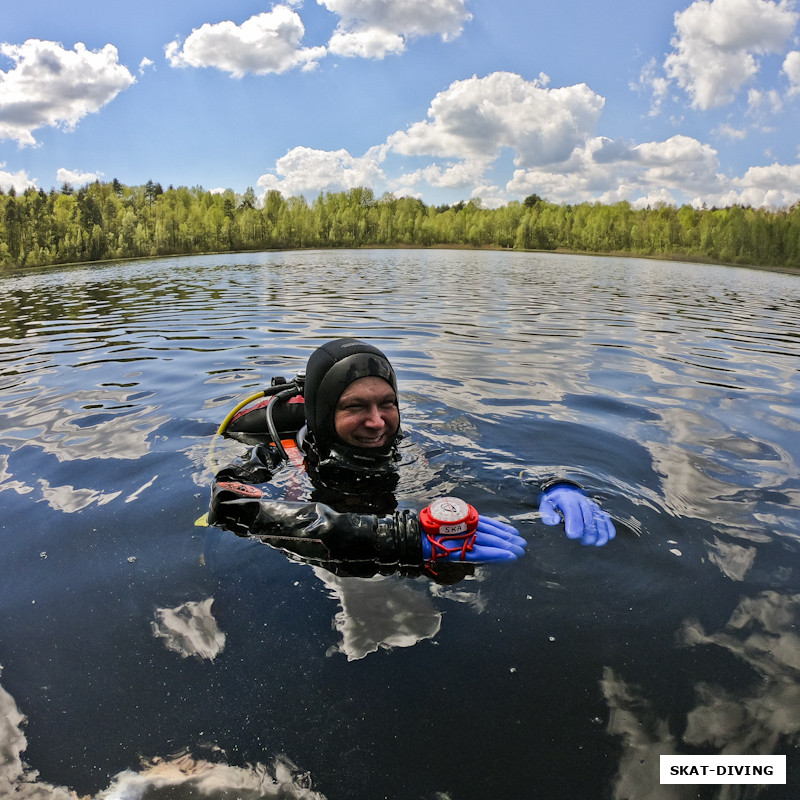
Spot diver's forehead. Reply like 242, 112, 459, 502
336, 376, 396, 405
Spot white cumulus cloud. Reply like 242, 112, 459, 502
253, 68, 799, 210
714, 123, 748, 139
507, 134, 724, 207
165, 6, 326, 77
322, 0, 472, 58
0, 39, 135, 146
57, 167, 102, 186
0, 165, 36, 193
633, 57, 673, 116
401, 161, 484, 190
257, 145, 387, 197
783, 50, 800, 93
663, 0, 799, 110
700, 162, 800, 207
746, 86, 783, 113
387, 71, 605, 168
634, 135, 722, 192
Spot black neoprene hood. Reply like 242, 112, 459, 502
303, 338, 399, 454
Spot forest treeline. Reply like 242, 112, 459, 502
1, 179, 799, 270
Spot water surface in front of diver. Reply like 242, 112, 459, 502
1, 249, 799, 799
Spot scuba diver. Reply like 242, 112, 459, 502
208, 338, 615, 578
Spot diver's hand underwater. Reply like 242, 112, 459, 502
539, 484, 616, 547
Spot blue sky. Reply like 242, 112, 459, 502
2, 0, 800, 208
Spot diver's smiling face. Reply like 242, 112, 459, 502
334, 376, 399, 448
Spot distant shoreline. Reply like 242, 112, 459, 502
2, 182, 798, 274
7, 243, 798, 278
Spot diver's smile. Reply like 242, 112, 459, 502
351, 431, 390, 447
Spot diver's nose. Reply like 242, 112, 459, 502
363, 405, 384, 428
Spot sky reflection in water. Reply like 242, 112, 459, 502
0, 250, 799, 799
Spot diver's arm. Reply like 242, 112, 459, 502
208, 482, 525, 566
208, 480, 422, 564
214, 444, 282, 485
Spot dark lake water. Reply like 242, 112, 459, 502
1, 248, 799, 799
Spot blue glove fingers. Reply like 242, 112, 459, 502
477, 515, 519, 537
545, 488, 588, 539
475, 530, 526, 557
477, 516, 527, 549
562, 498, 590, 540
538, 494, 562, 526
602, 514, 617, 544
572, 497, 617, 546
585, 511, 616, 547
463, 544, 519, 562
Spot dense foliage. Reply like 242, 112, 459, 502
1, 180, 799, 270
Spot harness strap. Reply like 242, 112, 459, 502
281, 439, 305, 468
425, 531, 477, 562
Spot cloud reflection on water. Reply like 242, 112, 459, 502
3, 387, 168, 463
315, 569, 443, 661
37, 478, 122, 512
97, 753, 325, 799
0, 330, 168, 467
604, 590, 800, 799
0, 454, 33, 497
151, 598, 226, 661
313, 565, 490, 661
0, 468, 162, 514
0, 666, 325, 800
705, 536, 757, 583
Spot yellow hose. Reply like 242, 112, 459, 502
206, 389, 267, 476
215, 389, 267, 436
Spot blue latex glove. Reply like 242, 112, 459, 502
539, 484, 616, 547
421, 515, 527, 563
